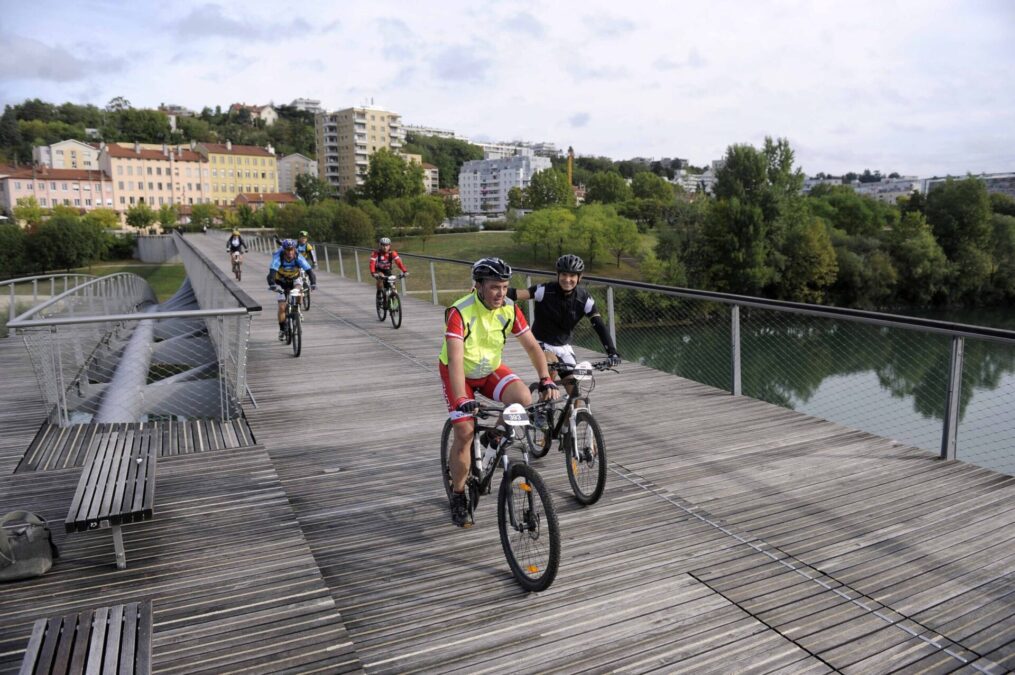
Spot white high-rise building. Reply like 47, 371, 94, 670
290, 98, 324, 114
278, 153, 318, 194
315, 105, 403, 194
458, 155, 551, 214
404, 124, 460, 140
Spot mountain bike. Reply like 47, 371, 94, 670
299, 270, 312, 310
374, 273, 405, 329
440, 401, 561, 592
282, 286, 303, 357
529, 360, 615, 505
230, 251, 243, 281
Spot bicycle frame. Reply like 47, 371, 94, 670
545, 361, 599, 441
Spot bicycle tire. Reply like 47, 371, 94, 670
285, 312, 293, 345
303, 286, 311, 311
498, 463, 560, 592
440, 418, 454, 501
291, 312, 302, 357
526, 383, 553, 458
376, 289, 387, 321
389, 292, 402, 329
566, 410, 606, 505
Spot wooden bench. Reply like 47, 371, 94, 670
65, 427, 156, 569
19, 600, 152, 675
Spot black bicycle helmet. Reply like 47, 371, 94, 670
556, 254, 585, 274
472, 257, 512, 281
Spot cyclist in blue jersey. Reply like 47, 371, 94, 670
267, 239, 317, 341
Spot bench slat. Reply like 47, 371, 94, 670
136, 432, 156, 521
67, 611, 92, 675
118, 602, 138, 675
65, 431, 110, 533
83, 606, 108, 675
16, 618, 46, 675
81, 431, 118, 529
102, 429, 133, 528
33, 615, 62, 674
101, 604, 123, 675
135, 600, 153, 675
49, 612, 78, 673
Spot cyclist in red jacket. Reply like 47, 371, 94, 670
370, 236, 409, 289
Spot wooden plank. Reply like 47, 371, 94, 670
67, 611, 93, 675
104, 427, 136, 526
92, 427, 132, 525
137, 431, 157, 521
136, 600, 153, 675
119, 602, 138, 675
15, 619, 46, 675
33, 616, 63, 675
83, 605, 109, 675
65, 430, 112, 532
102, 603, 124, 674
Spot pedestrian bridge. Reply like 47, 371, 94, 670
0, 233, 1012, 673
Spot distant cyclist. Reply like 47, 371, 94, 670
439, 257, 559, 527
508, 254, 621, 390
226, 229, 248, 257
267, 239, 317, 341
370, 237, 409, 289
296, 230, 317, 268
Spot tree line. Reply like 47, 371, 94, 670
0, 97, 316, 164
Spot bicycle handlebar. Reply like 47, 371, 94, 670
546, 360, 617, 373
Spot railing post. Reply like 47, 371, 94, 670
941, 336, 964, 461
526, 275, 534, 323
338, 247, 345, 277
400, 273, 407, 296
32, 279, 38, 305
50, 277, 55, 299
8, 284, 14, 328
354, 250, 362, 282
430, 262, 438, 305
606, 286, 617, 348
731, 304, 742, 396
323, 245, 331, 273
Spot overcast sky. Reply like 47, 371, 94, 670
2, 0, 1012, 176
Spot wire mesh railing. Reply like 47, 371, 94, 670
2, 273, 99, 335
306, 240, 1015, 476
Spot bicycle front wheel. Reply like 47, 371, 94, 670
526, 384, 553, 458
567, 410, 606, 505
291, 313, 302, 357
440, 418, 454, 501
389, 292, 402, 329
303, 286, 311, 311
498, 463, 560, 592
376, 289, 387, 321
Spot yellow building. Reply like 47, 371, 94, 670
196, 141, 279, 206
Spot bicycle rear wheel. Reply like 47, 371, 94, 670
566, 410, 606, 505
497, 463, 560, 592
376, 289, 387, 321
389, 292, 402, 329
291, 313, 302, 357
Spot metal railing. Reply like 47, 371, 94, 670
311, 241, 1015, 476
135, 235, 180, 263
10, 241, 259, 426
2, 274, 98, 333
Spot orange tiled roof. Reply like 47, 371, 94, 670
422, 162, 438, 170
201, 143, 274, 157
105, 144, 207, 162
0, 166, 111, 180
235, 192, 298, 204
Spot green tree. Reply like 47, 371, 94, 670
363, 149, 424, 202
380, 197, 413, 232
236, 203, 255, 228
295, 173, 332, 205
586, 172, 633, 204
83, 208, 120, 230
989, 192, 1015, 217
189, 203, 220, 231
125, 202, 156, 231
273, 201, 309, 238
105, 96, 131, 112
513, 208, 574, 261
411, 196, 445, 249
526, 169, 575, 210
356, 200, 393, 238
13, 196, 44, 229
884, 211, 949, 305
631, 171, 673, 201
507, 187, 527, 210
778, 218, 838, 302
987, 213, 1015, 301
925, 177, 992, 260
333, 202, 374, 245
442, 194, 462, 219
0, 222, 27, 278
601, 209, 641, 267
571, 206, 610, 267
402, 132, 484, 188
157, 203, 179, 229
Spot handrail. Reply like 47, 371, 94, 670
173, 233, 261, 312
0, 273, 98, 287
323, 243, 1015, 345
3, 274, 100, 327
9, 273, 147, 324
9, 306, 248, 329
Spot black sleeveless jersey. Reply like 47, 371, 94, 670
528, 282, 597, 346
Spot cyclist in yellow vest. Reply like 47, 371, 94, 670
439, 257, 560, 527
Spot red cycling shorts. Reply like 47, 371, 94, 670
439, 362, 520, 424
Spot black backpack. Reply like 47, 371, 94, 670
0, 511, 59, 582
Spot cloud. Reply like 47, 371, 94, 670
503, 12, 546, 38
172, 4, 310, 40
653, 48, 706, 71
430, 46, 492, 83
583, 15, 636, 38
0, 34, 125, 82
567, 63, 629, 82
569, 112, 591, 128
376, 18, 417, 61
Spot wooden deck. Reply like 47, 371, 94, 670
1, 233, 1012, 673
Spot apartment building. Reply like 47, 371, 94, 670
402, 153, 440, 194
32, 139, 100, 170
100, 142, 210, 210
853, 176, 922, 203
0, 166, 114, 215
278, 153, 318, 194
196, 141, 278, 206
404, 124, 460, 140
290, 98, 324, 114
475, 142, 531, 160
315, 105, 404, 194
458, 155, 551, 214
925, 172, 1015, 200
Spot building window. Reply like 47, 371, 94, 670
147, 167, 152, 175
156, 167, 162, 176
64, 199, 70, 205
120, 196, 126, 205
128, 166, 133, 176
86, 199, 92, 206
117, 166, 123, 175
40, 198, 47, 206
157, 182, 163, 190
159, 197, 164, 205
118, 181, 125, 190
74, 199, 80, 205
148, 182, 154, 190
51, 182, 57, 189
